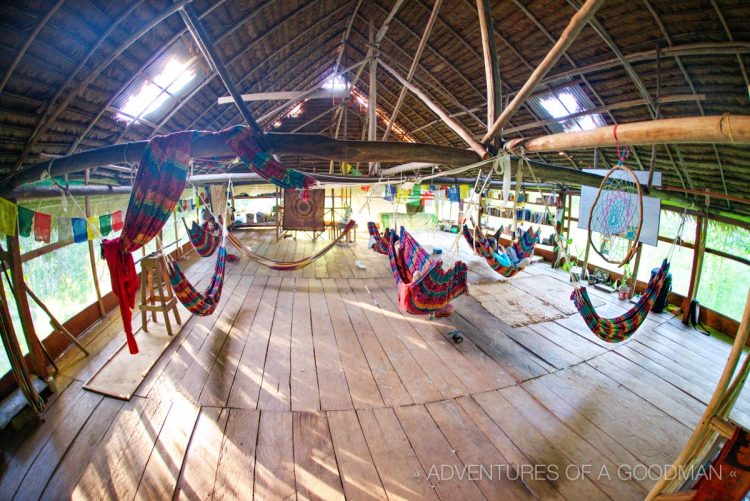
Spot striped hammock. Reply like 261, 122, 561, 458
571, 259, 670, 343
185, 220, 220, 257
503, 226, 539, 259
169, 246, 227, 316
227, 220, 356, 271
462, 224, 524, 278
387, 226, 468, 315
367, 222, 391, 255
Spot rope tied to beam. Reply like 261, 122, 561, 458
720, 113, 736, 143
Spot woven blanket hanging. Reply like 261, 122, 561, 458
570, 259, 670, 343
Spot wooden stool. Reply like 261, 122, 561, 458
139, 252, 181, 336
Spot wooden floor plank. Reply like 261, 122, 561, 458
258, 277, 295, 410
308, 279, 353, 411
322, 278, 384, 409
327, 410, 387, 500
174, 407, 229, 500
357, 407, 438, 501
226, 276, 280, 409
254, 410, 296, 500
134, 396, 200, 500
346, 279, 442, 404
393, 404, 486, 501
212, 408, 260, 500
290, 278, 321, 411
293, 411, 345, 501
426, 398, 536, 500
473, 389, 609, 500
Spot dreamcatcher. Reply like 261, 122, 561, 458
588, 128, 643, 266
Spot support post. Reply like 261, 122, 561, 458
5, 234, 48, 380
85, 170, 105, 317
368, 17, 379, 176
683, 215, 707, 324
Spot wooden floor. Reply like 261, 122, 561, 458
2, 227, 748, 500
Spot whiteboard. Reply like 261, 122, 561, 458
578, 185, 661, 246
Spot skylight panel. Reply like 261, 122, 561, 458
116, 58, 196, 123
536, 87, 605, 132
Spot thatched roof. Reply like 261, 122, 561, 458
1, 0, 749, 216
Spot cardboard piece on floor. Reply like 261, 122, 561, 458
84, 321, 183, 400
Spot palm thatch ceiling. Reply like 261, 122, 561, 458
1, 0, 749, 215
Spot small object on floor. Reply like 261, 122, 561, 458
226, 253, 240, 263
448, 330, 464, 343
355, 260, 367, 270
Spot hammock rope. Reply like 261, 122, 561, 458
387, 226, 468, 315
227, 220, 356, 271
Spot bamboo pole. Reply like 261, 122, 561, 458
647, 287, 750, 499
368, 18, 379, 175
505, 115, 750, 152
378, 59, 487, 157
477, 0, 502, 128
84, 170, 106, 317
383, 0, 442, 140
482, 0, 606, 142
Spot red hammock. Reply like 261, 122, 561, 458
387, 227, 468, 316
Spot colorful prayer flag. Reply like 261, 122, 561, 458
99, 213, 112, 236
87, 216, 98, 240
58, 218, 73, 242
18, 206, 34, 237
0, 197, 17, 237
111, 210, 123, 232
72, 218, 88, 243
459, 184, 470, 201
33, 212, 52, 243
407, 184, 421, 206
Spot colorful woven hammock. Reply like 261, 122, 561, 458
102, 131, 194, 354
387, 226, 468, 315
226, 126, 315, 191
570, 259, 670, 343
367, 221, 391, 255
462, 224, 524, 278
169, 246, 227, 316
506, 226, 539, 259
185, 220, 220, 257
227, 220, 356, 270
103, 126, 311, 353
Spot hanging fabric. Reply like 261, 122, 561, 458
226, 125, 315, 192
72, 217, 88, 243
0, 198, 18, 237
102, 131, 195, 354
507, 226, 539, 259
571, 259, 670, 343
18, 206, 33, 237
58, 218, 73, 242
387, 226, 468, 316
227, 220, 356, 271
33, 212, 52, 243
99, 214, 112, 236
111, 209, 123, 232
